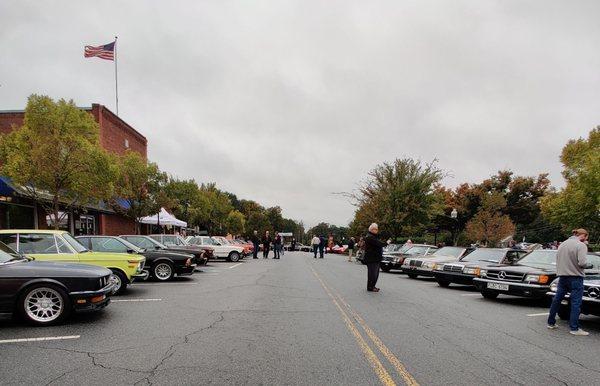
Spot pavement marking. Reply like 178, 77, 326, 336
0, 335, 80, 344
229, 263, 243, 269
310, 266, 397, 386
133, 283, 197, 286
112, 298, 162, 303
527, 312, 549, 317
460, 293, 481, 297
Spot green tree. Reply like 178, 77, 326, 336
225, 210, 246, 236
465, 193, 516, 246
0, 94, 116, 229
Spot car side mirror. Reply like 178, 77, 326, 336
127, 249, 135, 254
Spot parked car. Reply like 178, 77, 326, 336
547, 268, 600, 320
381, 244, 438, 278
0, 230, 147, 295
187, 236, 245, 262
120, 235, 209, 266
148, 234, 211, 265
77, 236, 197, 281
398, 246, 474, 276
0, 241, 115, 326
233, 238, 254, 254
474, 250, 600, 300
327, 244, 348, 254
433, 248, 529, 288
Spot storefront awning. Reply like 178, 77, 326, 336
139, 207, 187, 227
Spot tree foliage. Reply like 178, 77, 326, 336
465, 193, 516, 246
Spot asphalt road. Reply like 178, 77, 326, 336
1, 252, 600, 385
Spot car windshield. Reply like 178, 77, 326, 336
433, 247, 465, 258
61, 233, 88, 253
116, 238, 144, 253
516, 250, 556, 267
0, 241, 20, 263
460, 248, 506, 263
405, 246, 429, 255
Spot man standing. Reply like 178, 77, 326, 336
347, 237, 356, 262
290, 238, 296, 252
273, 232, 281, 259
251, 230, 260, 259
311, 235, 320, 258
318, 235, 326, 258
547, 228, 590, 336
262, 231, 272, 259
363, 223, 388, 292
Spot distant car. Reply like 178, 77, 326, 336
0, 230, 147, 295
433, 248, 529, 288
187, 236, 245, 262
147, 234, 211, 265
475, 250, 600, 300
382, 244, 437, 273
327, 244, 348, 254
77, 236, 197, 282
0, 241, 115, 326
547, 267, 600, 320
398, 246, 473, 276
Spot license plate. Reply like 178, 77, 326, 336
487, 282, 509, 291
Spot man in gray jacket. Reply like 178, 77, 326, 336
547, 229, 590, 335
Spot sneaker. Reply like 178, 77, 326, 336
547, 324, 558, 330
569, 329, 589, 336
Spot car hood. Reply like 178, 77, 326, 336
1, 260, 111, 278
486, 264, 555, 274
415, 256, 459, 264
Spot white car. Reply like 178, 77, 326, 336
187, 236, 245, 262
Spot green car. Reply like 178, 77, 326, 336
0, 230, 148, 294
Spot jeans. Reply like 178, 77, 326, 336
319, 246, 324, 258
367, 263, 380, 290
548, 276, 584, 331
273, 245, 280, 259
263, 245, 270, 258
253, 243, 259, 259
313, 245, 318, 258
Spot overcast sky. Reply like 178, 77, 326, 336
1, 1, 599, 228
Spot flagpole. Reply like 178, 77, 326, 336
114, 36, 119, 116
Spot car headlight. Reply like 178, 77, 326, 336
463, 267, 480, 275
403, 259, 411, 266
480, 269, 487, 277
549, 279, 558, 292
525, 274, 549, 284
423, 262, 436, 269
435, 264, 445, 271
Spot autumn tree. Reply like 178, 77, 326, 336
465, 193, 515, 246
0, 95, 116, 229
225, 210, 246, 236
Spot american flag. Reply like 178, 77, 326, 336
84, 41, 115, 61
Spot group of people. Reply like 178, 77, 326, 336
250, 230, 290, 259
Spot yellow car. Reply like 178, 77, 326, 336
0, 230, 147, 294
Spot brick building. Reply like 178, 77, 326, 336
0, 104, 148, 235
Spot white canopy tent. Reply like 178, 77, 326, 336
139, 207, 187, 227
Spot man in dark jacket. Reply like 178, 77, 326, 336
251, 230, 260, 259
273, 232, 281, 259
363, 223, 388, 292
262, 231, 272, 259
318, 235, 326, 258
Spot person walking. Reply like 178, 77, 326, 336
251, 230, 260, 259
262, 231, 272, 259
347, 237, 356, 262
363, 223, 388, 292
318, 235, 326, 258
273, 232, 281, 259
547, 228, 590, 336
290, 238, 296, 252
311, 235, 320, 258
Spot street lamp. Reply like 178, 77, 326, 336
450, 208, 458, 246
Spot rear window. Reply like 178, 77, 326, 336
19, 234, 58, 254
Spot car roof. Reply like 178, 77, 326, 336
76, 235, 118, 238
0, 229, 67, 234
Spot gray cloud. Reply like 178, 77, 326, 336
1, 1, 599, 227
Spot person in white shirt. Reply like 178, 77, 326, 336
311, 235, 320, 259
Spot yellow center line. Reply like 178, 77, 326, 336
332, 288, 420, 386
310, 266, 396, 386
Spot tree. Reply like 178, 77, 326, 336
0, 94, 116, 229
163, 178, 201, 225
188, 183, 234, 234
225, 210, 246, 236
112, 151, 167, 234
465, 193, 515, 246
246, 211, 271, 236
542, 127, 600, 238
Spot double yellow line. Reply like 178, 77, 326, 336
310, 266, 419, 386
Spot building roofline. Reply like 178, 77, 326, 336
93, 104, 147, 143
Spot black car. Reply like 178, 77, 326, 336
547, 272, 600, 320
0, 241, 115, 326
433, 248, 529, 288
474, 250, 600, 300
149, 234, 214, 264
77, 236, 197, 282
379, 244, 412, 272
399, 246, 475, 277
120, 235, 209, 266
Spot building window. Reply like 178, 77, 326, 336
124, 139, 129, 149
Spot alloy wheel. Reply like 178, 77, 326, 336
155, 263, 173, 280
24, 287, 63, 323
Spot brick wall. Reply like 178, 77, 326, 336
99, 214, 136, 235
0, 113, 24, 135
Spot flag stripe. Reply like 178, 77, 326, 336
84, 41, 115, 61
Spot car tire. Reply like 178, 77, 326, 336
558, 305, 571, 320
18, 284, 71, 326
437, 280, 451, 288
381, 266, 391, 273
228, 251, 241, 262
153, 262, 174, 281
481, 290, 499, 300
407, 273, 418, 279
109, 269, 128, 295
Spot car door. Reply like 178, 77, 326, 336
18, 233, 79, 263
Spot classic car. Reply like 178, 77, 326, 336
187, 236, 245, 262
547, 269, 600, 320
144, 234, 211, 264
233, 238, 254, 254
120, 235, 210, 265
475, 250, 600, 299
398, 246, 474, 276
0, 230, 147, 295
383, 244, 437, 273
433, 248, 529, 287
0, 241, 115, 325
77, 236, 197, 281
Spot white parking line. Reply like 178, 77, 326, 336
460, 293, 481, 297
229, 263, 243, 269
0, 335, 80, 344
112, 298, 162, 303
133, 283, 197, 286
527, 312, 549, 317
